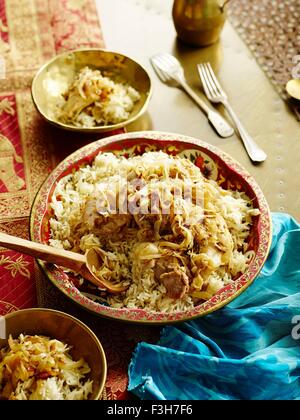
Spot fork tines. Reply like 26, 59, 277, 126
198, 63, 226, 101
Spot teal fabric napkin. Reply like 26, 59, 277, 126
128, 213, 300, 400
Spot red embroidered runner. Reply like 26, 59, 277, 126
0, 0, 157, 400
0, 0, 104, 310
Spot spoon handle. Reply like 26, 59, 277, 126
0, 232, 85, 271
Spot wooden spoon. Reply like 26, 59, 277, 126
0, 232, 127, 294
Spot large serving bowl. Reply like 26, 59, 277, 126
0, 308, 107, 400
31, 49, 152, 133
30, 131, 272, 324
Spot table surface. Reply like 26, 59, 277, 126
97, 0, 300, 221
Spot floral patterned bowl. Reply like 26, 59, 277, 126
30, 131, 272, 324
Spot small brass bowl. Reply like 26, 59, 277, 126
0, 308, 107, 400
31, 48, 152, 133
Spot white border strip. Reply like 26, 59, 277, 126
0, 316, 6, 339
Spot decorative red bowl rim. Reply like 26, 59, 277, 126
30, 131, 272, 324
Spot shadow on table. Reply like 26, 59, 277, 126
172, 38, 224, 88
171, 39, 229, 122
38, 110, 153, 165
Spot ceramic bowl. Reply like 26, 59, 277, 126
30, 131, 272, 324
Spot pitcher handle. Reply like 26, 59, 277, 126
220, 0, 231, 12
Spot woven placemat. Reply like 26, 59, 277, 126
229, 0, 300, 120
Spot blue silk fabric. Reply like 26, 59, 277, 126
128, 213, 300, 400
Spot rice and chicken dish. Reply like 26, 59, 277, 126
0, 334, 93, 400
57, 66, 140, 127
50, 151, 259, 313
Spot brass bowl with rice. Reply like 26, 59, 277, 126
0, 309, 107, 400
31, 49, 152, 133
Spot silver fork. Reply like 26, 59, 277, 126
198, 63, 267, 163
151, 53, 234, 138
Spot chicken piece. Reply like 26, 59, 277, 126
192, 223, 209, 245
59, 67, 111, 124
154, 256, 178, 279
159, 214, 171, 234
160, 269, 189, 300
134, 214, 155, 241
154, 257, 189, 299
134, 214, 154, 230
82, 199, 131, 237
134, 214, 172, 241
83, 199, 98, 229
59, 93, 95, 123
94, 213, 131, 236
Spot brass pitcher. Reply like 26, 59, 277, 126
172, 0, 231, 47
